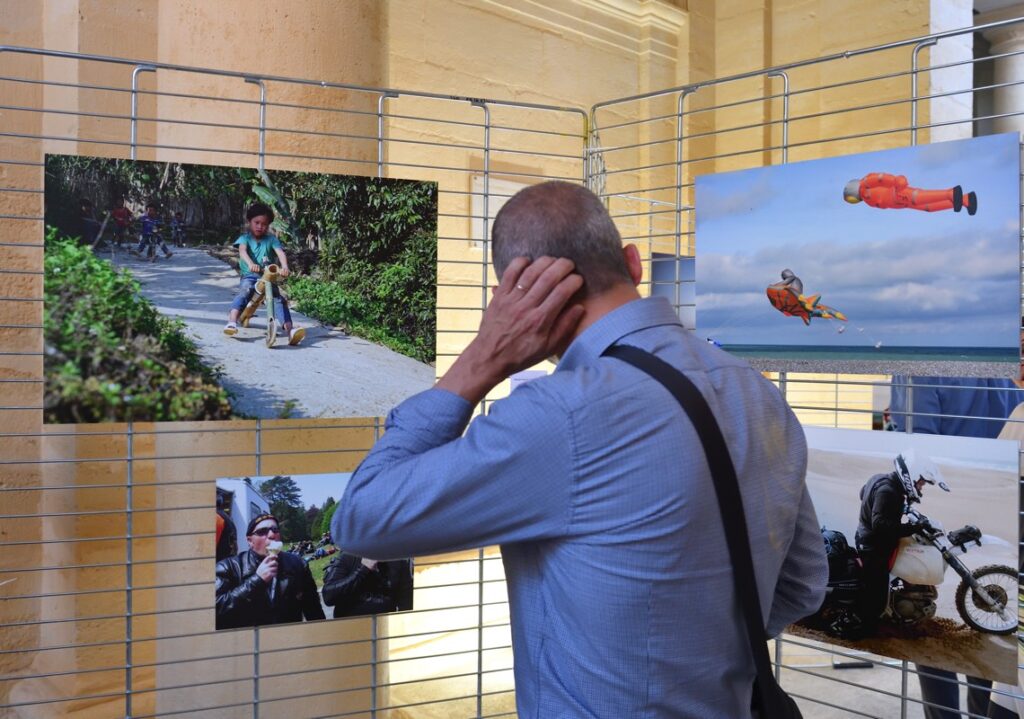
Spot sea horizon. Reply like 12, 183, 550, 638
721, 344, 1018, 363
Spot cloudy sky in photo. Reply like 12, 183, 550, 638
695, 133, 1020, 347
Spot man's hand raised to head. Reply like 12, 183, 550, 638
436, 256, 584, 405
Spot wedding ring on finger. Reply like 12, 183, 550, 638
516, 283, 528, 291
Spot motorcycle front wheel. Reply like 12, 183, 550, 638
954, 564, 1018, 635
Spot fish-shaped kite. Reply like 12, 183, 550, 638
766, 269, 847, 326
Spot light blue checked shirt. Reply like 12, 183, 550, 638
335, 297, 827, 718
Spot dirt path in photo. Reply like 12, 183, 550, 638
111, 246, 435, 419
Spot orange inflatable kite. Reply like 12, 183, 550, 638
766, 269, 847, 326
844, 173, 977, 215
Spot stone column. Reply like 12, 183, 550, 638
928, 0, 973, 143
979, 6, 1024, 136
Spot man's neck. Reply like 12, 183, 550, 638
568, 283, 642, 344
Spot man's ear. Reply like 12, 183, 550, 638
623, 244, 642, 287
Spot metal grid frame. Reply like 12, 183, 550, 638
1, 13, 1023, 718
590, 14, 1024, 719
0, 45, 587, 719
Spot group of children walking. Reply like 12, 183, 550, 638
84, 198, 184, 260
129, 202, 180, 261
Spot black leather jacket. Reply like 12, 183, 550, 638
855, 472, 918, 552
215, 549, 326, 630
321, 553, 413, 619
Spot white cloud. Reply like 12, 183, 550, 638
874, 282, 965, 311
699, 291, 766, 310
700, 228, 1015, 296
695, 174, 775, 223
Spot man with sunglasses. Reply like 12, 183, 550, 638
215, 513, 326, 630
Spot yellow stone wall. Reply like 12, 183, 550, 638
381, 0, 689, 379
0, 1, 962, 715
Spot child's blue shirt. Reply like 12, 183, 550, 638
141, 216, 162, 237
234, 232, 283, 274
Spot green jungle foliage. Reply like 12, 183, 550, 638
46, 155, 438, 363
254, 171, 438, 363
44, 228, 232, 423
45, 155, 253, 241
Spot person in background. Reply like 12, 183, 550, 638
215, 494, 237, 562
889, 375, 1022, 719
78, 198, 102, 245
888, 376, 1021, 439
170, 210, 187, 246
110, 199, 132, 248
321, 554, 413, 618
134, 202, 173, 261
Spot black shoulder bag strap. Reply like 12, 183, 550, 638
604, 344, 801, 719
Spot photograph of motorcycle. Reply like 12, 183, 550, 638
806, 452, 1017, 640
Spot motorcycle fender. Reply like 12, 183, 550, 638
979, 534, 1012, 549
891, 539, 945, 585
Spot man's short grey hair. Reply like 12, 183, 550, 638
491, 181, 631, 294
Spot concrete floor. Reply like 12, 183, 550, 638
782, 636, 981, 718
381, 552, 997, 718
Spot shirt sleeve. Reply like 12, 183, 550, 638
766, 483, 828, 636
333, 382, 576, 559
233, 235, 247, 247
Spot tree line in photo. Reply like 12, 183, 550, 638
43, 154, 438, 423
255, 475, 339, 544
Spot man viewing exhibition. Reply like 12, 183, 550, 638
333, 181, 828, 717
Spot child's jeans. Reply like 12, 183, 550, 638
136, 233, 170, 257
231, 273, 293, 325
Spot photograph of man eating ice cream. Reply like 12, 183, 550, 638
215, 513, 326, 630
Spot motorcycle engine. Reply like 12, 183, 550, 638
890, 582, 938, 624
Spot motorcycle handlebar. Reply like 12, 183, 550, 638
905, 508, 937, 535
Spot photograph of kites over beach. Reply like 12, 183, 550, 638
695, 133, 1021, 377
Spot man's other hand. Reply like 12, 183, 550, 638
437, 256, 584, 404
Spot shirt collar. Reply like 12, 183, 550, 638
557, 296, 683, 371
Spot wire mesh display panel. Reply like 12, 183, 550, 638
0, 48, 586, 719
590, 14, 1024, 719
1, 13, 1023, 719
